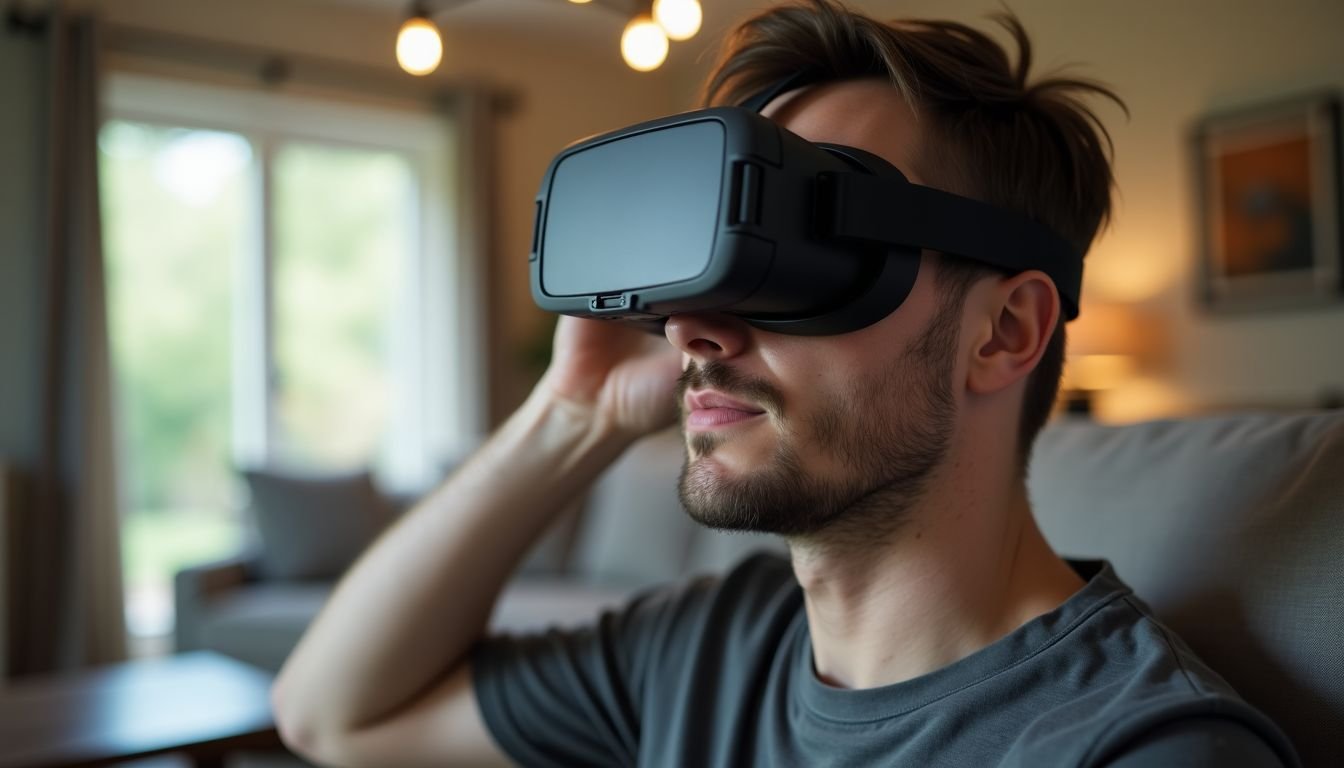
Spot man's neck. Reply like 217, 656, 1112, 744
788, 464, 1085, 690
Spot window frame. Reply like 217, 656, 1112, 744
102, 71, 483, 493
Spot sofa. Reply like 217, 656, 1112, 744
174, 428, 783, 671
176, 411, 1343, 766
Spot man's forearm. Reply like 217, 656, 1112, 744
272, 386, 635, 744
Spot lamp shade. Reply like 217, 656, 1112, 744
1068, 303, 1142, 358
1063, 303, 1164, 392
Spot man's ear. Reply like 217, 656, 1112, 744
967, 270, 1060, 396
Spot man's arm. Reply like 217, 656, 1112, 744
271, 318, 680, 766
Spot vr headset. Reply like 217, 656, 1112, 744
529, 78, 1083, 336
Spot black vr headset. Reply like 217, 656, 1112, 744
529, 77, 1084, 336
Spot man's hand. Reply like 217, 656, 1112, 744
540, 315, 683, 439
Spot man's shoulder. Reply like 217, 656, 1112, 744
1003, 565, 1298, 767
1070, 580, 1253, 707
1100, 716, 1290, 767
1052, 562, 1240, 699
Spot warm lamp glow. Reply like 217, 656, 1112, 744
653, 0, 701, 41
397, 16, 443, 76
1061, 302, 1164, 395
1085, 236, 1183, 303
1068, 304, 1141, 358
568, 0, 592, 3
621, 14, 668, 72
1063, 354, 1136, 392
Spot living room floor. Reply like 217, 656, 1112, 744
124, 754, 311, 767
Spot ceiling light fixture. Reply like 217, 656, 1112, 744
396, 0, 700, 76
620, 13, 669, 72
652, 0, 701, 42
396, 3, 443, 76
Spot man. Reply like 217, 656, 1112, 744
272, 1, 1295, 765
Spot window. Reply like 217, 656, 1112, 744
100, 74, 483, 645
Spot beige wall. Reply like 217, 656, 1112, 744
89, 0, 683, 423
674, 0, 1344, 421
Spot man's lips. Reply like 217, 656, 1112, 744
684, 390, 766, 430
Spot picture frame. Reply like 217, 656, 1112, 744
1193, 92, 1343, 311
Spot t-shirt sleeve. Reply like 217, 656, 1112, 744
469, 576, 717, 767
1101, 717, 1288, 768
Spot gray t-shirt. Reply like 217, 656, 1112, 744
473, 554, 1297, 767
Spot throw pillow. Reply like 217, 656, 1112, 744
244, 468, 385, 581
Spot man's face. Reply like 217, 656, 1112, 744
669, 80, 965, 541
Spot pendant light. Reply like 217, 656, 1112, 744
621, 13, 670, 72
396, 0, 703, 76
653, 0, 702, 42
396, 3, 443, 76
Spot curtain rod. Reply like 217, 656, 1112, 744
4, 1, 519, 115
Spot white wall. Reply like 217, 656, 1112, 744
673, 0, 1344, 420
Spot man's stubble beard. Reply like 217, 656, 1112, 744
676, 299, 959, 545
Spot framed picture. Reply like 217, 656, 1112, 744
1193, 92, 1343, 311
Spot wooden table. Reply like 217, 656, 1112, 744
0, 651, 287, 768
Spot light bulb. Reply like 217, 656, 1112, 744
621, 14, 669, 72
396, 16, 443, 76
568, 0, 592, 3
653, 0, 701, 42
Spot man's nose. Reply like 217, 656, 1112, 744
664, 312, 751, 362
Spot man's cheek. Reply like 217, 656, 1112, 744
808, 406, 847, 449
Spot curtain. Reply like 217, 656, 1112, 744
12, 9, 126, 677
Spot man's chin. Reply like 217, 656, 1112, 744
678, 443, 821, 536
684, 426, 775, 475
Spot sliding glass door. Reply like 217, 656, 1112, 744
100, 122, 251, 640
99, 74, 477, 649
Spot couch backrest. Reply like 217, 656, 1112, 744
1028, 411, 1344, 766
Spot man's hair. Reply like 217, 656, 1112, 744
703, 0, 1125, 463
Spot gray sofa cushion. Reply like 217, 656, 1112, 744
245, 468, 386, 581
1028, 411, 1344, 767
200, 582, 333, 672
